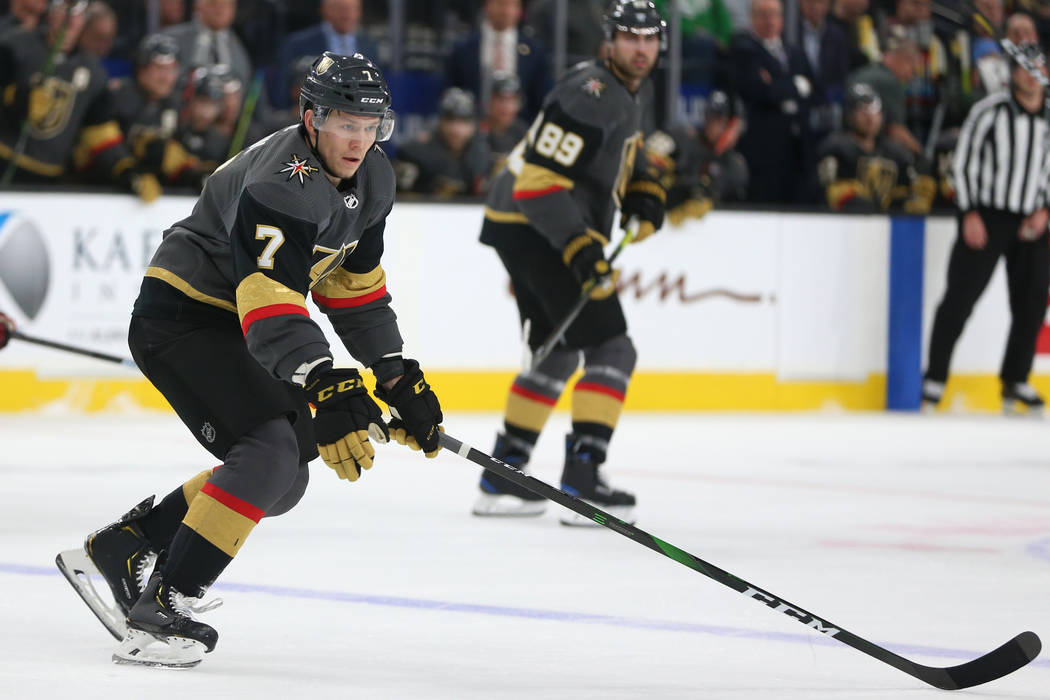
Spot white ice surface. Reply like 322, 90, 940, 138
1, 411, 1049, 699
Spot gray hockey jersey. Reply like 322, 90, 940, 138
481, 60, 652, 249
133, 124, 403, 383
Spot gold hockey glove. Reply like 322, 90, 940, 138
373, 359, 444, 458
620, 180, 666, 242
305, 366, 389, 482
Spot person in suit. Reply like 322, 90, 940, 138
729, 0, 818, 203
162, 0, 252, 90
270, 0, 377, 109
444, 0, 553, 122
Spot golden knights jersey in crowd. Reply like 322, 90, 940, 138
0, 27, 134, 181
481, 59, 654, 248
109, 79, 202, 187
816, 132, 936, 213
133, 124, 403, 382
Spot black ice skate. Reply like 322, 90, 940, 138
920, 379, 944, 413
558, 434, 635, 527
1001, 382, 1045, 417
473, 433, 547, 516
56, 496, 159, 640
112, 571, 221, 669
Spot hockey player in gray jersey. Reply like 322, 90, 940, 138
55, 52, 443, 668
472, 0, 667, 525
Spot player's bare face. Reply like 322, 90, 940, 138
311, 111, 380, 181
609, 31, 659, 83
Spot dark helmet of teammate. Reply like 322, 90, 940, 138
603, 0, 667, 49
705, 90, 731, 119
844, 83, 882, 116
299, 51, 395, 142
190, 68, 228, 100
438, 87, 476, 120
136, 33, 178, 68
491, 71, 521, 96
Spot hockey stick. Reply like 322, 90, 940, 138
8, 327, 138, 368
226, 68, 265, 159
438, 431, 1042, 690
527, 217, 639, 370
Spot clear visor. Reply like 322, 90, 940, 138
313, 107, 396, 142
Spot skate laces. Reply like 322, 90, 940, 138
133, 552, 157, 591
168, 589, 223, 618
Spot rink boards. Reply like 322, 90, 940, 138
0, 193, 1045, 412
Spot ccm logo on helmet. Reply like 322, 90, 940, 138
361, 97, 385, 104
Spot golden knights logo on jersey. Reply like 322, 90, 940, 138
28, 68, 90, 139
857, 156, 899, 210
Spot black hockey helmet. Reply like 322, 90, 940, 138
844, 82, 882, 115
135, 33, 179, 68
190, 68, 227, 100
603, 0, 667, 49
491, 71, 521, 96
299, 51, 395, 142
438, 87, 476, 120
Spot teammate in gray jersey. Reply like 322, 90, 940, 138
472, 0, 668, 525
56, 52, 443, 668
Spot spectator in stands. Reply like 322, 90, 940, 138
653, 0, 733, 47
271, 0, 377, 110
176, 67, 230, 168
798, 0, 850, 138
0, 0, 159, 200
524, 0, 606, 67
480, 71, 527, 175
249, 53, 313, 145
0, 0, 47, 33
888, 0, 947, 146
645, 90, 749, 226
394, 87, 490, 197
728, 0, 818, 204
78, 1, 118, 59
815, 82, 933, 212
111, 33, 206, 188
162, 0, 252, 90
445, 0, 553, 121
847, 24, 920, 155
827, 0, 880, 70
159, 0, 188, 29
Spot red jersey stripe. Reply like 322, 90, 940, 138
513, 185, 565, 200
241, 303, 309, 335
312, 285, 388, 309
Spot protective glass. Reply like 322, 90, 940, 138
313, 107, 396, 142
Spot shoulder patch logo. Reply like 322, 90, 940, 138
582, 77, 605, 98
344, 193, 359, 209
279, 154, 318, 185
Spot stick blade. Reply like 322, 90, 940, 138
915, 631, 1041, 690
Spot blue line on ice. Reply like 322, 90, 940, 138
8, 561, 1047, 670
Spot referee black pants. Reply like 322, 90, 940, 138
925, 208, 1050, 385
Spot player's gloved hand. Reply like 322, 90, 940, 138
305, 365, 389, 482
0, 313, 15, 350
620, 180, 666, 242
373, 359, 443, 458
131, 172, 162, 203
563, 231, 617, 300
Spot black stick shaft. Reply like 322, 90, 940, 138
439, 431, 1041, 690
10, 329, 137, 368
530, 218, 638, 368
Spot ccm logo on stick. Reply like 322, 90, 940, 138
743, 586, 841, 636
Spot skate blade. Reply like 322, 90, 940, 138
472, 492, 547, 517
1002, 401, 1046, 418
56, 548, 127, 641
112, 629, 205, 669
559, 504, 635, 527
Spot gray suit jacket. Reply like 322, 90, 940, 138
162, 20, 253, 89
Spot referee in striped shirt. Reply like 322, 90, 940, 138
923, 41, 1050, 414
